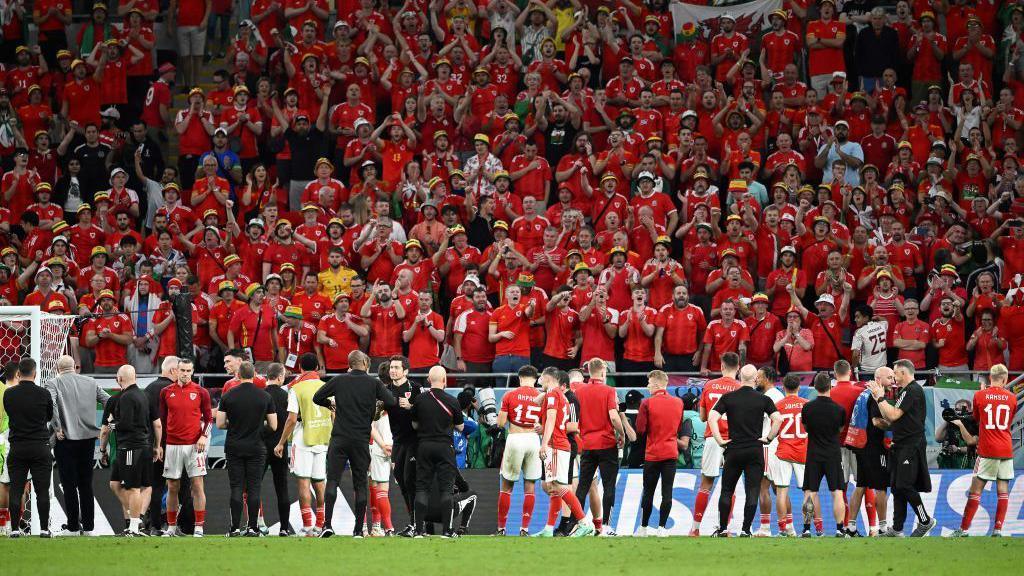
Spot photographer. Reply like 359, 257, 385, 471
935, 399, 977, 469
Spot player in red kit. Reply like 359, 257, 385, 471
952, 364, 1018, 537
535, 366, 594, 538
495, 365, 542, 536
634, 370, 683, 537
769, 374, 818, 537
690, 351, 742, 536
158, 358, 212, 537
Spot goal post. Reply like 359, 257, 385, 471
0, 306, 77, 385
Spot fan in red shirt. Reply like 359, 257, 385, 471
540, 286, 580, 371
634, 370, 683, 535
83, 289, 132, 372
956, 364, 1017, 536
360, 281, 407, 362
488, 284, 535, 373
452, 286, 496, 378
316, 293, 368, 371
932, 295, 968, 369
689, 352, 742, 536
276, 305, 317, 372
654, 285, 706, 372
402, 291, 444, 370
700, 300, 749, 375
227, 283, 279, 364
618, 288, 657, 384
789, 281, 850, 370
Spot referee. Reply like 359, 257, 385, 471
708, 364, 781, 537
110, 365, 161, 537
801, 372, 849, 538
412, 366, 464, 538
867, 359, 936, 537
313, 350, 396, 538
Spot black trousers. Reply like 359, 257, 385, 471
575, 447, 619, 521
718, 445, 764, 533
54, 438, 96, 531
641, 459, 677, 528
664, 353, 698, 373
414, 440, 458, 533
323, 438, 370, 535
262, 442, 291, 532
619, 359, 655, 387
227, 452, 266, 531
8, 443, 53, 532
147, 458, 165, 531
393, 439, 418, 523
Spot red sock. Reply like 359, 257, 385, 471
0, 508, 8, 526
814, 517, 823, 533
522, 493, 536, 528
167, 509, 178, 526
961, 494, 981, 531
371, 489, 381, 524
558, 488, 585, 520
786, 513, 793, 526
301, 506, 313, 529
760, 513, 770, 526
996, 493, 1009, 531
693, 489, 710, 522
194, 510, 206, 527
546, 496, 562, 527
377, 490, 393, 531
497, 490, 512, 530
315, 506, 325, 529
865, 490, 877, 527
594, 518, 603, 531
842, 491, 850, 526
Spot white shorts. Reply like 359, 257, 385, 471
544, 449, 574, 485
0, 440, 8, 483
177, 26, 206, 56
290, 445, 327, 481
369, 451, 391, 483
975, 457, 1014, 482
501, 433, 541, 482
764, 442, 780, 479
701, 437, 725, 478
163, 444, 207, 479
841, 446, 857, 483
769, 459, 806, 488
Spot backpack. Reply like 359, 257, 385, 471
680, 410, 705, 469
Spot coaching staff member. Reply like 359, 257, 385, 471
636, 370, 684, 537
111, 365, 162, 537
708, 364, 781, 537
217, 361, 278, 536
801, 372, 848, 538
313, 350, 396, 537
867, 359, 936, 537
574, 358, 628, 535
412, 365, 464, 538
4, 359, 54, 537
145, 356, 179, 533
47, 355, 110, 536
849, 366, 893, 537
386, 355, 421, 535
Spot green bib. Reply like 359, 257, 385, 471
291, 377, 332, 446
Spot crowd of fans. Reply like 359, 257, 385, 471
0, 0, 1022, 382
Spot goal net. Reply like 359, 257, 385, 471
0, 306, 77, 385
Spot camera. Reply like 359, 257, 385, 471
476, 387, 498, 428
941, 406, 972, 424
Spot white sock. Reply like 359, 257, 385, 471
129, 518, 140, 532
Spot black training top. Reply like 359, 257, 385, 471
412, 388, 464, 443
145, 376, 174, 444
113, 384, 151, 450
264, 385, 289, 446
4, 381, 54, 445
219, 382, 274, 457
711, 386, 777, 451
891, 381, 926, 449
313, 370, 396, 443
802, 396, 846, 463
387, 379, 422, 444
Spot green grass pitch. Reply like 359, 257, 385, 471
1, 537, 1021, 575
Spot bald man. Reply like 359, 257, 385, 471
847, 366, 894, 536
709, 364, 782, 537
411, 366, 465, 537
46, 354, 110, 536
110, 365, 162, 536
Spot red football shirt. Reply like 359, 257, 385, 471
972, 387, 1016, 459
88, 313, 132, 367
541, 388, 571, 452
702, 319, 749, 372
500, 386, 542, 428
576, 379, 618, 451
700, 376, 741, 439
159, 381, 212, 445
656, 303, 706, 355
317, 313, 364, 370
404, 310, 443, 369
636, 390, 683, 462
489, 302, 531, 357
453, 309, 495, 364
775, 395, 809, 463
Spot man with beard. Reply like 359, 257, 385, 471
262, 220, 314, 279
384, 355, 421, 536
931, 295, 968, 370
814, 121, 863, 187
867, 360, 935, 537
361, 280, 407, 369
653, 285, 705, 372
83, 290, 133, 374
227, 283, 278, 370
317, 293, 368, 372
489, 284, 536, 377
